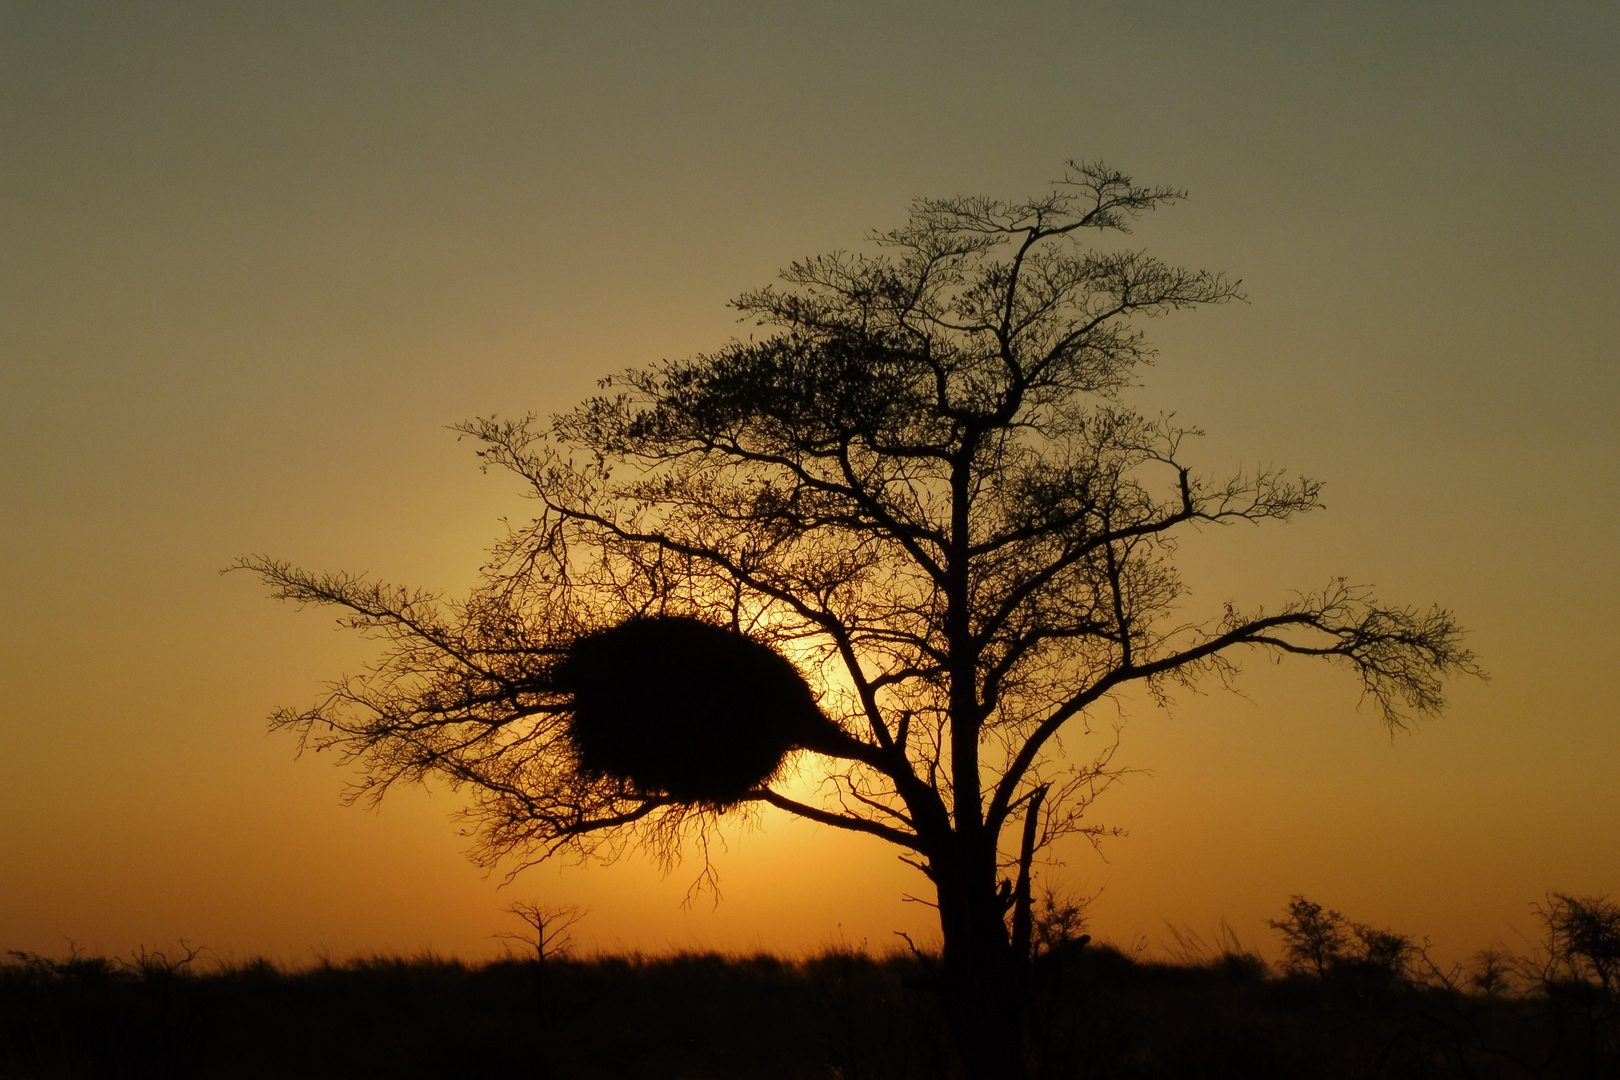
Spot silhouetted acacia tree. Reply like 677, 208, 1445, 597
1269, 895, 1415, 983
1535, 892, 1620, 997
241, 162, 1476, 1080
499, 900, 584, 1033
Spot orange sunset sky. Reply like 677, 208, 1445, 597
2, 1, 1616, 967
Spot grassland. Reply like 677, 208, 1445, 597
4, 919, 1617, 1080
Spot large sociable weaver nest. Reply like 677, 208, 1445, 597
555, 616, 837, 807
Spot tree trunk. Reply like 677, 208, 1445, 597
937, 857, 1029, 1080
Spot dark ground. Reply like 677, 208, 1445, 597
3, 939, 1616, 1080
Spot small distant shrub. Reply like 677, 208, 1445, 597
1212, 948, 1271, 982
1269, 896, 1350, 978
1466, 947, 1515, 996
1268, 895, 1413, 983
1031, 887, 1094, 959
1536, 891, 1620, 996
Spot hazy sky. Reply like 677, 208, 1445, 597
3, 0, 1616, 965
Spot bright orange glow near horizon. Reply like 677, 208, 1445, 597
2, 2, 1616, 970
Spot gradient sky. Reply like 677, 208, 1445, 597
2, 0, 1616, 966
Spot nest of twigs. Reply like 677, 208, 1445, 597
555, 616, 832, 807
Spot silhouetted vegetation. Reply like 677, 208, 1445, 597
6, 894, 1616, 1079
238, 160, 1480, 1079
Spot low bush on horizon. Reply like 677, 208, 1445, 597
3, 893, 1616, 1079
